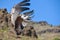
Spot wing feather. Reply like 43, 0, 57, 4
13, 0, 30, 13
20, 0, 30, 4
23, 10, 34, 16
19, 3, 30, 6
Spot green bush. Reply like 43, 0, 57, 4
54, 38, 60, 40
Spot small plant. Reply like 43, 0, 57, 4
54, 38, 60, 40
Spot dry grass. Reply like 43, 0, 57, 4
0, 26, 60, 40
0, 26, 40, 40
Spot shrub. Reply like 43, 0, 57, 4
54, 38, 60, 40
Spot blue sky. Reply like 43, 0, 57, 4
0, 0, 60, 26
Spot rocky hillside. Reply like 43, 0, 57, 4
0, 8, 16, 40
0, 8, 60, 40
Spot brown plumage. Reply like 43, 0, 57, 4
15, 16, 24, 36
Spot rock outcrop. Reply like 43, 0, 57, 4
0, 8, 12, 29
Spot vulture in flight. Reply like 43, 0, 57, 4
11, 0, 34, 26
10, 0, 34, 37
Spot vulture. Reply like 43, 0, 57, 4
10, 0, 34, 37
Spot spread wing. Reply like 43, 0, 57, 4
13, 0, 30, 13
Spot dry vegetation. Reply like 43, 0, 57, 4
0, 9, 60, 40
